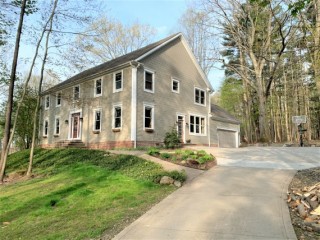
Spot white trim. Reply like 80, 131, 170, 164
176, 114, 186, 143
43, 118, 49, 137
73, 85, 80, 100
94, 78, 102, 97
189, 113, 207, 136
144, 68, 155, 93
113, 103, 122, 129
194, 87, 206, 106
93, 108, 102, 132
143, 103, 154, 130
131, 67, 137, 147
45, 95, 50, 110
56, 92, 61, 107
113, 70, 123, 93
68, 109, 82, 140
172, 78, 180, 93
54, 116, 60, 136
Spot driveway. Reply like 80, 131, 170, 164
112, 147, 314, 240
196, 147, 320, 170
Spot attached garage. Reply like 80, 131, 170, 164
210, 104, 241, 148
217, 129, 238, 148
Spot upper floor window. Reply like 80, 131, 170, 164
113, 105, 122, 129
144, 69, 154, 93
45, 95, 50, 109
55, 117, 60, 135
43, 119, 49, 136
189, 115, 206, 135
113, 71, 123, 92
144, 104, 154, 130
56, 92, 61, 107
93, 109, 101, 131
74, 85, 80, 100
194, 88, 205, 105
94, 79, 102, 97
172, 79, 179, 93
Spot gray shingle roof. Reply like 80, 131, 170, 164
43, 33, 181, 94
211, 104, 241, 124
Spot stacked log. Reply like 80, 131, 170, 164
287, 182, 320, 233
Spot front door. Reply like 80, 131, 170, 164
70, 113, 81, 139
177, 115, 185, 143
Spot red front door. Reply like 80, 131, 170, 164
71, 113, 80, 139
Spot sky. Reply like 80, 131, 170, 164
17, 0, 224, 91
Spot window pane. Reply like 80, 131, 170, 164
96, 79, 101, 95
200, 91, 205, 104
115, 73, 122, 90
145, 71, 153, 91
172, 80, 178, 91
144, 107, 152, 128
114, 107, 121, 128
46, 96, 50, 108
45, 121, 48, 135
74, 86, 80, 99
57, 93, 61, 105
95, 111, 101, 130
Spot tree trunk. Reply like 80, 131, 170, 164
27, 0, 58, 176
0, 0, 27, 183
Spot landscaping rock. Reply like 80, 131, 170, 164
173, 180, 182, 187
160, 176, 174, 185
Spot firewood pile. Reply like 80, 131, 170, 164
287, 182, 320, 233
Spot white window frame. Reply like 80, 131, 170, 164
94, 79, 102, 97
172, 78, 180, 93
144, 68, 155, 93
189, 114, 206, 136
93, 109, 102, 132
43, 119, 49, 136
54, 116, 60, 136
143, 103, 154, 130
56, 92, 61, 107
194, 87, 206, 106
113, 103, 122, 129
73, 85, 80, 100
113, 70, 123, 93
45, 95, 50, 110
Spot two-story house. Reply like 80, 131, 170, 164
40, 33, 240, 149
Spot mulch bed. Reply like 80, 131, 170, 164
158, 157, 217, 170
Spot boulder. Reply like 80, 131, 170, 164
160, 176, 174, 185
174, 180, 182, 187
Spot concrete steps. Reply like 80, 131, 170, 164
55, 140, 86, 149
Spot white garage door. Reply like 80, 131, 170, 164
218, 129, 237, 148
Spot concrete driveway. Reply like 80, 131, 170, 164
112, 147, 320, 240
197, 147, 320, 170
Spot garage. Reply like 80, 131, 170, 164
217, 129, 237, 148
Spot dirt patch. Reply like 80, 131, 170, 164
2, 171, 37, 185
287, 167, 320, 240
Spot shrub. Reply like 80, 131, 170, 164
160, 152, 171, 159
183, 149, 194, 156
147, 147, 160, 156
164, 127, 180, 149
196, 150, 207, 156
175, 149, 183, 155
197, 154, 215, 164
166, 170, 187, 182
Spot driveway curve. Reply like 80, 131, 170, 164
112, 147, 308, 240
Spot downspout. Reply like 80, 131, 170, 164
208, 89, 213, 147
130, 61, 141, 148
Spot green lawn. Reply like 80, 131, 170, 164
0, 149, 184, 240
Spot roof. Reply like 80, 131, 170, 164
43, 32, 213, 94
211, 104, 241, 124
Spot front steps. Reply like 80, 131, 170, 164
55, 140, 86, 149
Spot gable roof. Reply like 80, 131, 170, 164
43, 33, 213, 94
211, 104, 241, 124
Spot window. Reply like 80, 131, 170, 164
74, 85, 80, 100
189, 115, 206, 135
144, 70, 154, 93
56, 92, 61, 107
144, 104, 154, 130
113, 71, 123, 92
113, 105, 122, 129
194, 88, 205, 105
172, 79, 179, 93
93, 109, 101, 131
55, 117, 60, 135
43, 119, 49, 136
45, 95, 50, 109
95, 79, 102, 97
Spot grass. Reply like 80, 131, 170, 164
0, 148, 181, 240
